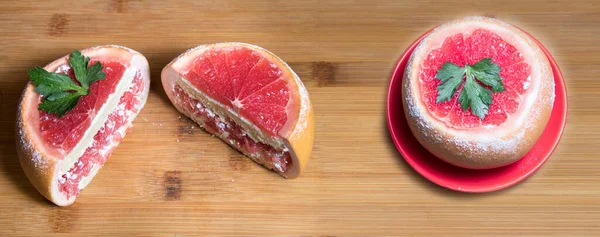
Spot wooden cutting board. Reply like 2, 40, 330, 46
0, 1, 598, 236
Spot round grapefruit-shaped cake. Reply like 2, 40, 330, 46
403, 16, 555, 169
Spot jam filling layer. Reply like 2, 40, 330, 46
174, 84, 292, 173
58, 74, 144, 199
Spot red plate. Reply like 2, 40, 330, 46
386, 29, 567, 192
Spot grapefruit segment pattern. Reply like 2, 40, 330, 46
420, 29, 531, 128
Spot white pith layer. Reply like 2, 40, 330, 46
76, 122, 129, 190
177, 90, 289, 173
57, 66, 137, 175
178, 76, 287, 150
70, 50, 149, 198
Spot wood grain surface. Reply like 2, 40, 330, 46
0, 1, 598, 236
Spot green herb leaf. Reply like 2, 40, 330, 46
434, 58, 505, 120
29, 66, 83, 95
28, 50, 105, 117
68, 50, 106, 89
38, 92, 84, 116
470, 58, 505, 92
435, 62, 466, 103
459, 69, 493, 120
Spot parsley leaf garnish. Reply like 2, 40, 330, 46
435, 58, 505, 120
28, 50, 106, 117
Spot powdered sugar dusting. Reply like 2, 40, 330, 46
17, 117, 48, 170
55, 64, 70, 74
286, 69, 311, 142
523, 76, 532, 90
